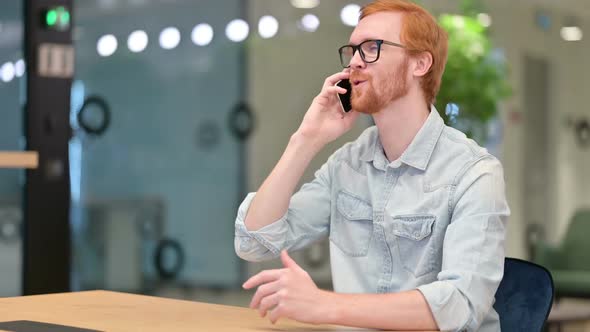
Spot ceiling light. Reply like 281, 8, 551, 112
298, 14, 320, 32
159, 27, 181, 50
341, 4, 360, 27
192, 23, 214, 46
97, 34, 118, 57
127, 30, 148, 53
258, 15, 279, 39
0, 62, 15, 83
226, 19, 249, 42
561, 26, 583, 41
15, 59, 25, 77
290, 0, 319, 9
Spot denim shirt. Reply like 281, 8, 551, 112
234, 107, 510, 332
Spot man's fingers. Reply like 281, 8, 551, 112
323, 71, 350, 89
323, 86, 347, 96
280, 250, 296, 269
258, 291, 282, 317
242, 269, 284, 289
250, 280, 281, 309
280, 250, 306, 274
268, 304, 285, 325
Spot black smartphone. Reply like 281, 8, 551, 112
336, 79, 352, 113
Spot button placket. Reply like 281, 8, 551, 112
376, 167, 399, 292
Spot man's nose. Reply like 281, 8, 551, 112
349, 50, 366, 69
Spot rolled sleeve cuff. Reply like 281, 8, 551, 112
417, 281, 474, 332
235, 192, 289, 257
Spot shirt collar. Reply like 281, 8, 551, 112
360, 105, 445, 171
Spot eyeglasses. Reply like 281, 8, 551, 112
338, 39, 406, 68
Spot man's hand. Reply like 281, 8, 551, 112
294, 71, 361, 148
242, 250, 330, 325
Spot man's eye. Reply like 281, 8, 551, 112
364, 44, 378, 53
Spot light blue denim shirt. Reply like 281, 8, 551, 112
235, 107, 509, 332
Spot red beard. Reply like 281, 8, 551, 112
350, 57, 410, 114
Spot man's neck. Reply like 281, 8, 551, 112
372, 90, 430, 162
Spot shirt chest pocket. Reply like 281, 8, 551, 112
329, 190, 373, 257
389, 214, 438, 277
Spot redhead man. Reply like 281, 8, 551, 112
234, 1, 509, 331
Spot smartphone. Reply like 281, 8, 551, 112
336, 79, 352, 113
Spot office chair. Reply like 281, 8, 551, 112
494, 258, 554, 332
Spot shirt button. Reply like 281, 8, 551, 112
389, 160, 402, 169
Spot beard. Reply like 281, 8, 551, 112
350, 56, 410, 114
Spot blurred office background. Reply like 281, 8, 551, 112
0, 0, 589, 329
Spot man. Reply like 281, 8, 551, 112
234, 0, 509, 331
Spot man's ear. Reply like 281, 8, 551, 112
413, 51, 433, 77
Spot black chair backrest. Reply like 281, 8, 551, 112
494, 258, 554, 332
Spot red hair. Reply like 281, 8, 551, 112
360, 0, 448, 105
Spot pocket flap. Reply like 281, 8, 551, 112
391, 214, 435, 241
336, 191, 373, 221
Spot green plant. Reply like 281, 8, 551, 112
435, 1, 511, 143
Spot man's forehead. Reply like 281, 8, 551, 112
349, 11, 403, 44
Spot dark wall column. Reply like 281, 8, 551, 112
23, 0, 74, 295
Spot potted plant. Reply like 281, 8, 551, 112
435, 0, 512, 143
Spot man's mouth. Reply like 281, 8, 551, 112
352, 80, 366, 86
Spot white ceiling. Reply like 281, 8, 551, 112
11, 0, 590, 24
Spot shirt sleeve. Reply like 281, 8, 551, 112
234, 152, 337, 262
417, 156, 510, 332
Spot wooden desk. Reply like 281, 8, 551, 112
0, 290, 433, 332
0, 151, 38, 169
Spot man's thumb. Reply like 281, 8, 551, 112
281, 250, 297, 269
